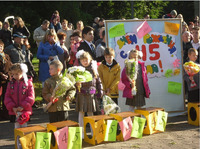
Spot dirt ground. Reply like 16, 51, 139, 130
0, 104, 199, 149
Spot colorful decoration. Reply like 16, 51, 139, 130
19, 132, 36, 149
35, 132, 51, 149
119, 117, 133, 141
173, 59, 181, 68
104, 120, 118, 141
68, 127, 82, 149
54, 126, 68, 149
173, 68, 181, 76
137, 21, 152, 39
155, 110, 168, 132
131, 116, 146, 138
164, 69, 173, 78
109, 23, 126, 38
168, 81, 182, 94
164, 22, 180, 35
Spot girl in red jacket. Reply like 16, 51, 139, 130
121, 49, 150, 112
4, 63, 35, 128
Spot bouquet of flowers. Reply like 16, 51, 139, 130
183, 61, 200, 88
125, 59, 138, 95
102, 95, 121, 115
43, 69, 74, 112
68, 66, 93, 92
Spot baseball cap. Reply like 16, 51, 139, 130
13, 32, 26, 38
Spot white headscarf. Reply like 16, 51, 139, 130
20, 63, 28, 86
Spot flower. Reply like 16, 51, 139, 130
125, 59, 138, 95
173, 59, 181, 68
103, 95, 121, 115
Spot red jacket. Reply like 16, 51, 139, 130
121, 61, 150, 99
4, 77, 35, 115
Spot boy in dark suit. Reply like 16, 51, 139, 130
78, 26, 96, 60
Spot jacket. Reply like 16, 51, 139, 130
5, 43, 26, 64
79, 60, 103, 97
37, 42, 64, 82
121, 61, 150, 98
49, 22, 62, 33
0, 53, 12, 84
78, 41, 96, 61
0, 29, 12, 48
98, 60, 121, 98
42, 74, 76, 112
4, 77, 35, 115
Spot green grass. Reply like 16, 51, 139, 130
32, 56, 43, 103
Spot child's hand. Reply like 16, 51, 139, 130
17, 107, 23, 111
50, 96, 54, 102
130, 81, 135, 88
13, 108, 18, 114
66, 96, 71, 101
189, 76, 194, 81
105, 88, 110, 95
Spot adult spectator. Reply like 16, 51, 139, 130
95, 27, 105, 47
57, 32, 70, 72
96, 30, 106, 62
0, 21, 12, 48
94, 18, 105, 42
68, 23, 74, 30
33, 20, 50, 47
37, 29, 63, 86
4, 32, 26, 64
50, 10, 60, 23
144, 13, 150, 19
13, 17, 30, 38
191, 26, 200, 63
177, 14, 184, 22
74, 21, 84, 33
182, 21, 189, 34
188, 22, 194, 33
182, 31, 193, 63
92, 17, 100, 28
49, 16, 62, 33
163, 10, 177, 18
57, 19, 73, 49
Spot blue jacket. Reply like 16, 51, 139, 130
37, 42, 64, 82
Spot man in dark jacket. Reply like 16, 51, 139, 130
4, 32, 26, 64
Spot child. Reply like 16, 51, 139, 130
78, 26, 96, 60
184, 48, 199, 102
121, 49, 150, 111
98, 47, 121, 104
0, 40, 12, 120
4, 63, 35, 128
75, 51, 102, 137
42, 60, 76, 123
69, 31, 82, 66
57, 32, 70, 71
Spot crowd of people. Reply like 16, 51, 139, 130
0, 10, 199, 141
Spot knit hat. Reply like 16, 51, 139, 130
170, 10, 177, 17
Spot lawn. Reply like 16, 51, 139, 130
32, 56, 43, 103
